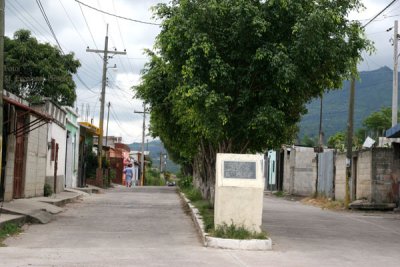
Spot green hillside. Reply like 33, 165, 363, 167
128, 140, 180, 174
299, 66, 396, 142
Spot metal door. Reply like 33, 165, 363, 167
13, 112, 25, 199
317, 151, 334, 198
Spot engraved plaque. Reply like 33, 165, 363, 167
223, 161, 256, 179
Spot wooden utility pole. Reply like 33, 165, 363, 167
393, 20, 399, 127
345, 78, 355, 208
86, 24, 126, 185
105, 102, 110, 146
0, 0, 4, 198
134, 104, 148, 186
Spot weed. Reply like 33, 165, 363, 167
0, 223, 21, 246
177, 174, 193, 189
191, 199, 214, 232
43, 183, 53, 197
273, 191, 285, 197
181, 187, 203, 202
212, 222, 268, 240
302, 196, 345, 210
145, 168, 165, 186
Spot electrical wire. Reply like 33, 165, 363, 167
6, 3, 53, 44
75, 0, 161, 26
77, 1, 99, 50
36, 0, 64, 53
14, 0, 52, 38
362, 0, 398, 28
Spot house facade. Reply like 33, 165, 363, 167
1, 91, 51, 201
64, 106, 80, 189
32, 99, 67, 194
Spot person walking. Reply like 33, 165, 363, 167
123, 163, 134, 187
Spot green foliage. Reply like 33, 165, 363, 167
43, 183, 53, 197
193, 200, 214, 232
273, 191, 285, 198
4, 30, 80, 106
182, 187, 203, 202
327, 106, 395, 151
362, 107, 393, 139
300, 135, 317, 147
136, 0, 371, 197
212, 222, 268, 240
327, 132, 346, 151
0, 223, 21, 246
177, 173, 193, 189
145, 168, 165, 186
86, 152, 98, 179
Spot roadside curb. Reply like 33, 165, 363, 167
178, 191, 272, 251
34, 191, 84, 207
0, 214, 27, 230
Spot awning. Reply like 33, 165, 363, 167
3, 95, 52, 137
385, 124, 400, 138
79, 122, 100, 136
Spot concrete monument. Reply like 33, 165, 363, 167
214, 153, 265, 232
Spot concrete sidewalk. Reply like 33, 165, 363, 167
0, 189, 86, 226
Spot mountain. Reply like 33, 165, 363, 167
299, 66, 395, 142
128, 140, 180, 174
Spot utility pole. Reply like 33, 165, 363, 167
105, 102, 111, 147
0, 0, 4, 199
318, 95, 323, 149
345, 78, 355, 208
134, 104, 148, 186
393, 20, 399, 127
86, 24, 126, 185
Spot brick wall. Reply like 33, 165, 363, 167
371, 148, 394, 203
335, 153, 346, 201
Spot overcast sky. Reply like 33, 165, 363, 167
4, 0, 399, 144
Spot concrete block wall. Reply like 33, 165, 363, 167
356, 150, 372, 201
335, 153, 346, 201
24, 119, 48, 198
45, 175, 64, 194
4, 133, 16, 201
282, 146, 317, 196
371, 148, 394, 203
282, 148, 293, 194
293, 147, 317, 196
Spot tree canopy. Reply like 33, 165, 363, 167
4, 29, 81, 106
136, 0, 371, 199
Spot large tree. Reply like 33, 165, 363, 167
136, 0, 371, 200
4, 29, 80, 106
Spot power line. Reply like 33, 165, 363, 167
112, 0, 134, 74
362, 0, 398, 28
75, 0, 161, 26
6, 2, 53, 44
14, 0, 52, 37
35, 0, 63, 53
77, 1, 99, 50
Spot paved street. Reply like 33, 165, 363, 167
262, 195, 400, 266
1, 186, 400, 266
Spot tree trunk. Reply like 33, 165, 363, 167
192, 139, 235, 204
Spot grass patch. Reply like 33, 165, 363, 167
145, 168, 165, 186
0, 223, 22, 246
181, 187, 203, 202
191, 199, 214, 232
302, 196, 345, 210
273, 191, 285, 197
212, 222, 268, 240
